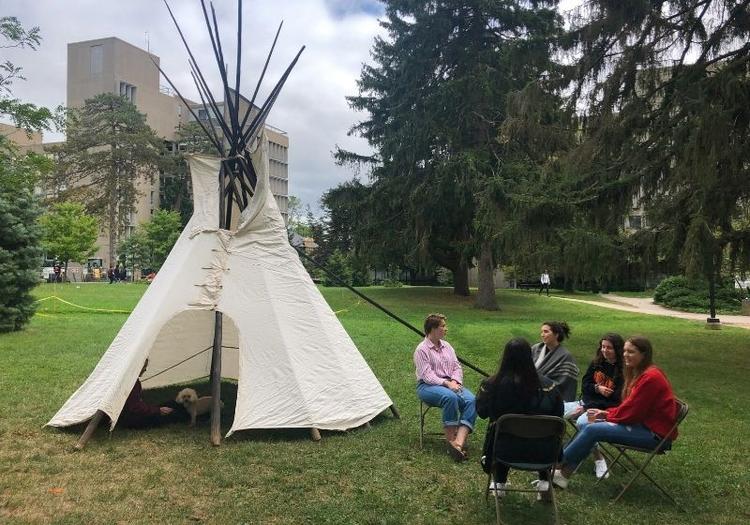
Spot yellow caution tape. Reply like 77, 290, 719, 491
34, 295, 132, 314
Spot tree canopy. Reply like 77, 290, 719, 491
0, 16, 54, 332
561, 0, 750, 302
339, 0, 565, 305
39, 202, 99, 276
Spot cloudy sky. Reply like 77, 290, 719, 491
3, 0, 579, 212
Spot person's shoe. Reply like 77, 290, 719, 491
447, 442, 466, 462
594, 459, 610, 479
531, 480, 552, 502
551, 469, 569, 489
489, 481, 508, 498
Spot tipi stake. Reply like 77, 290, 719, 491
310, 428, 321, 441
389, 404, 401, 419
74, 410, 105, 450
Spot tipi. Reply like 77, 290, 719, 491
48, 135, 394, 437
49, 0, 395, 445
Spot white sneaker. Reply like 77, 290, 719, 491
552, 469, 569, 489
531, 480, 551, 502
489, 481, 508, 497
594, 459, 610, 479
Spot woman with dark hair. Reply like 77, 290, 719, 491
553, 336, 679, 489
531, 321, 579, 402
476, 338, 563, 500
564, 333, 625, 479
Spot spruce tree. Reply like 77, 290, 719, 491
0, 186, 41, 332
341, 1, 564, 305
564, 0, 750, 311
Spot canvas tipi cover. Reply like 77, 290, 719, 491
48, 134, 393, 435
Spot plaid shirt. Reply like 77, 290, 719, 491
413, 337, 463, 386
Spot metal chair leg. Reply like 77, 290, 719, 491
493, 482, 503, 525
612, 450, 680, 508
419, 402, 426, 449
550, 479, 560, 525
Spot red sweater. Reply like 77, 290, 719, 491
605, 366, 678, 440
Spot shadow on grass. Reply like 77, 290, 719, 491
54, 380, 396, 446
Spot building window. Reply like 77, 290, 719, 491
90, 45, 103, 77
628, 215, 643, 230
119, 81, 137, 103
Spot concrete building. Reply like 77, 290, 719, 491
0, 122, 44, 151
58, 36, 290, 266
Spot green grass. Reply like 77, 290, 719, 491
1, 283, 749, 524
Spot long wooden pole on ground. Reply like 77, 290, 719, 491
74, 410, 105, 450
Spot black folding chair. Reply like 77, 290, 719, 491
419, 401, 444, 449
596, 398, 689, 508
485, 414, 566, 525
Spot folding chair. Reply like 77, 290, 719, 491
596, 398, 689, 508
418, 401, 444, 449
485, 414, 566, 525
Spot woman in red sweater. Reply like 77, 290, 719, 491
552, 336, 678, 488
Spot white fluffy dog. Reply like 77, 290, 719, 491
175, 388, 222, 427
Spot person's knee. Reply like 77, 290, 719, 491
443, 390, 460, 404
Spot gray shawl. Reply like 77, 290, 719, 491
531, 342, 580, 402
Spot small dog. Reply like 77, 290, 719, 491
175, 388, 222, 427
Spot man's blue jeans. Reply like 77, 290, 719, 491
417, 383, 476, 431
563, 421, 666, 468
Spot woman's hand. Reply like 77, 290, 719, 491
445, 379, 462, 392
587, 408, 607, 421
159, 406, 174, 416
596, 384, 614, 398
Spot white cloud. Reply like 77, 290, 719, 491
2, 0, 385, 211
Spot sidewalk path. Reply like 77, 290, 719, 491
551, 294, 750, 330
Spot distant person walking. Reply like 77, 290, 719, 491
539, 270, 551, 296
108, 267, 115, 284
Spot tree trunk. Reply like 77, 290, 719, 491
474, 241, 498, 310
431, 247, 470, 296
453, 259, 470, 296
108, 216, 117, 268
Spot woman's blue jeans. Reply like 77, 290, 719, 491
563, 421, 665, 468
417, 383, 476, 431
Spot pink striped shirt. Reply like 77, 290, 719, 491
414, 337, 464, 385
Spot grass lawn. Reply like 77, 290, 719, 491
1, 282, 748, 524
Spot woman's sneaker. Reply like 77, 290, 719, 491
594, 459, 610, 479
489, 481, 508, 497
531, 480, 552, 502
552, 469, 569, 489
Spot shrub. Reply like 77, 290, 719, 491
436, 266, 453, 286
0, 188, 42, 332
654, 275, 743, 314
323, 250, 353, 287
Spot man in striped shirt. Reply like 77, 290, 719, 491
414, 313, 476, 462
